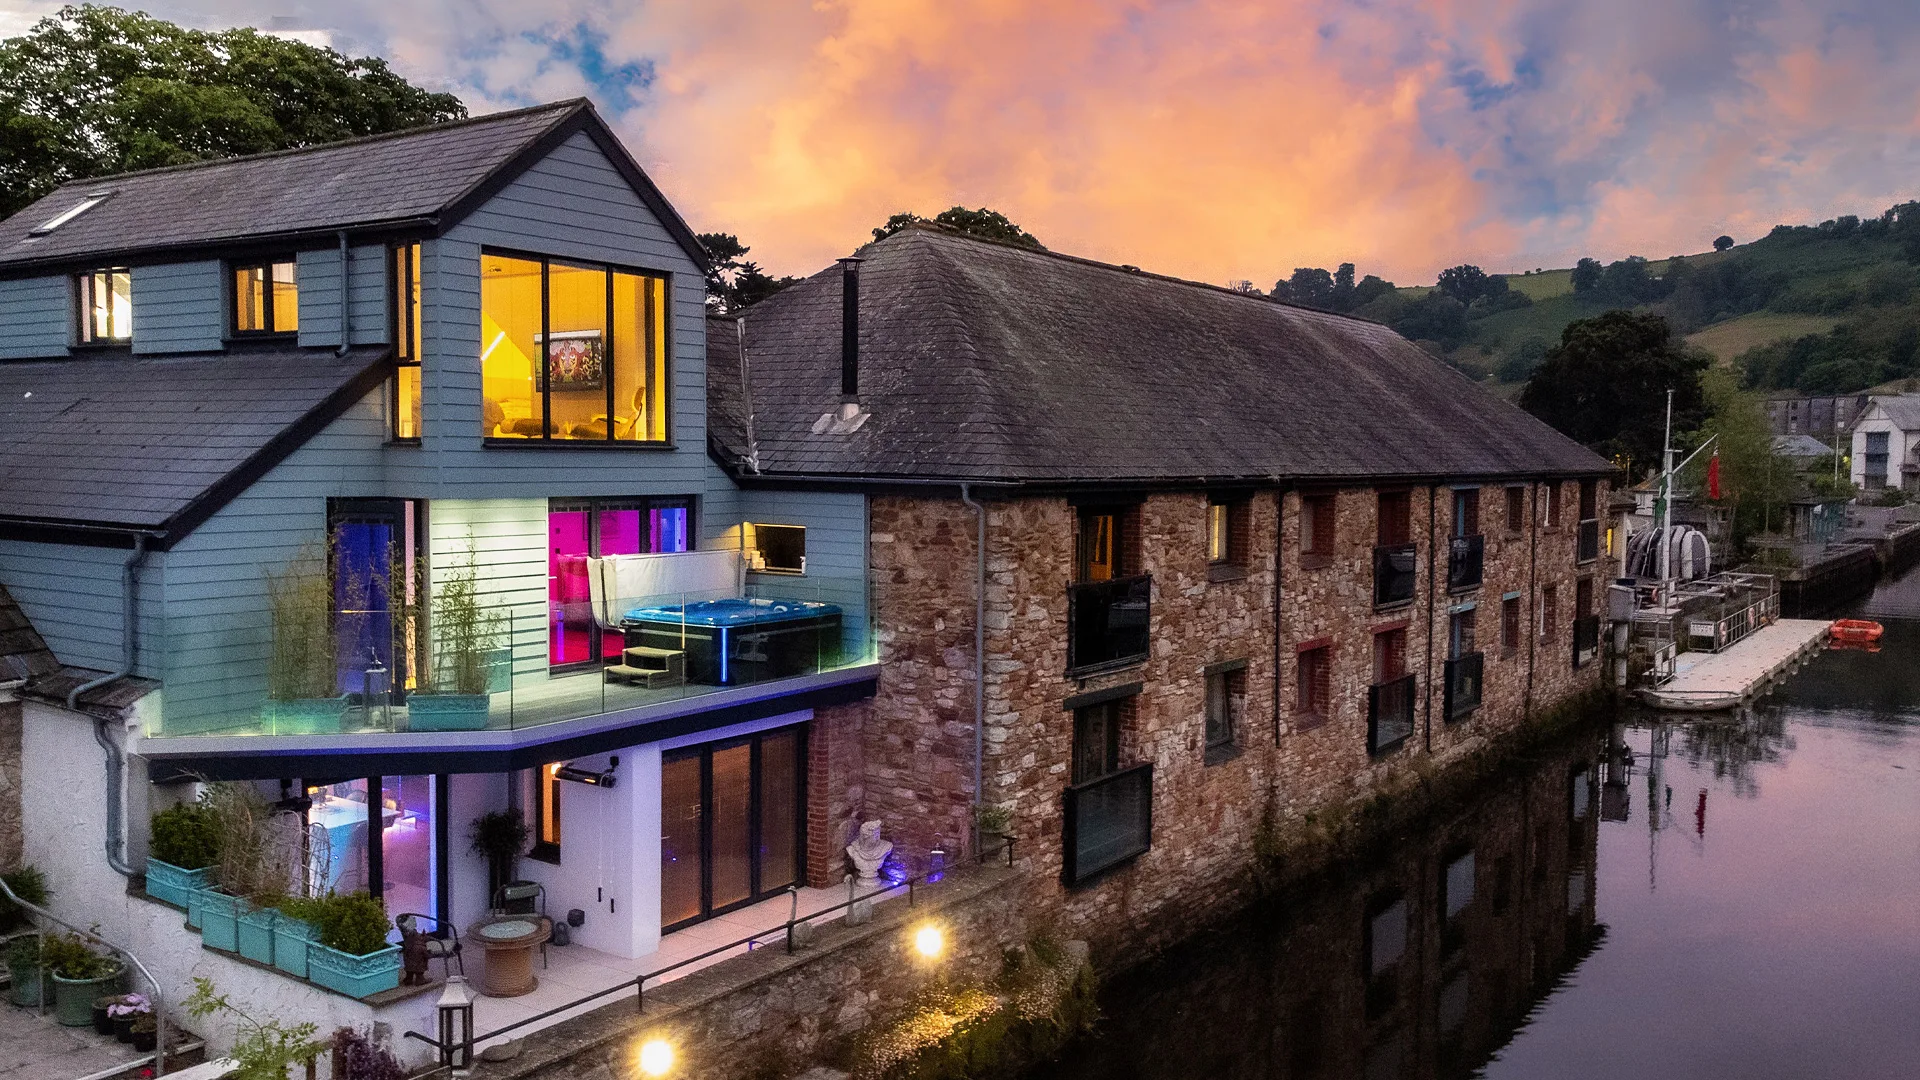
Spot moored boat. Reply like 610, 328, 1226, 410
1829, 619, 1884, 645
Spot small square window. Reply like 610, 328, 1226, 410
749, 523, 806, 574
76, 268, 131, 343
232, 259, 298, 335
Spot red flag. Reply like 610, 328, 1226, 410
1707, 451, 1722, 500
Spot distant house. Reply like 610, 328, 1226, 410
1766, 393, 1869, 441
1849, 396, 1920, 491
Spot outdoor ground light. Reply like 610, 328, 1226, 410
914, 924, 945, 959
437, 975, 474, 1073
638, 1038, 675, 1076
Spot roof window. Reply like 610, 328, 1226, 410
28, 191, 112, 237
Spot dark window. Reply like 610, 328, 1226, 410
1063, 693, 1150, 884
1865, 431, 1890, 488
1575, 577, 1593, 619
392, 244, 421, 441
76, 268, 131, 343
1295, 645, 1332, 728
1545, 483, 1562, 528
1453, 488, 1480, 538
1072, 699, 1124, 785
749, 523, 807, 574
1578, 479, 1598, 520
1541, 585, 1558, 642
1377, 491, 1412, 547
1449, 609, 1476, 659
231, 259, 298, 336
1204, 667, 1244, 761
1374, 627, 1407, 682
1505, 486, 1525, 535
1301, 493, 1335, 567
1502, 596, 1521, 655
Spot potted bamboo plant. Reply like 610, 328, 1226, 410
195, 782, 282, 955
264, 544, 347, 734
408, 547, 500, 732
146, 801, 218, 910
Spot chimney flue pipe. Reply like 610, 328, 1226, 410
839, 257, 862, 399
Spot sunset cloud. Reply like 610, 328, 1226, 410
7, 0, 1919, 285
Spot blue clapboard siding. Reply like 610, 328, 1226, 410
297, 243, 392, 349
156, 389, 387, 734
419, 131, 711, 501
430, 499, 551, 681
704, 487, 871, 647
131, 261, 223, 354
0, 275, 71, 359
0, 539, 165, 677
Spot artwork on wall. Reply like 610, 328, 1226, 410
540, 329, 605, 391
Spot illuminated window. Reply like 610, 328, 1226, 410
231, 259, 297, 335
749, 523, 806, 574
531, 762, 562, 862
480, 250, 669, 442
76, 268, 131, 343
1206, 496, 1247, 569
392, 244, 422, 440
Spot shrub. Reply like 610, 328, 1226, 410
202, 782, 285, 900
149, 803, 220, 870
332, 1026, 408, 1080
0, 865, 50, 932
40, 933, 117, 980
300, 893, 391, 956
6, 934, 43, 975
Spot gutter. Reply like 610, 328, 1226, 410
66, 532, 150, 879
960, 484, 987, 856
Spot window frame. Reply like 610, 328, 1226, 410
1294, 641, 1332, 730
1202, 660, 1246, 763
229, 256, 299, 338
390, 243, 423, 442
529, 762, 563, 863
1071, 697, 1126, 785
547, 495, 696, 673
1377, 490, 1413, 547
74, 267, 132, 345
1504, 486, 1526, 536
1544, 482, 1563, 529
1501, 594, 1522, 657
1300, 492, 1336, 569
479, 245, 675, 447
748, 523, 807, 575
1206, 495, 1250, 579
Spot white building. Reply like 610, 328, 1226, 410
1848, 396, 1920, 492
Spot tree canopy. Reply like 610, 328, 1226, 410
1713, 234, 1735, 252
0, 4, 465, 218
872, 206, 1044, 249
697, 232, 801, 314
1519, 311, 1710, 474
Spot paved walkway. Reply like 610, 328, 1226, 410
0, 1002, 151, 1080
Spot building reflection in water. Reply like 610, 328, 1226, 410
1045, 734, 1604, 1080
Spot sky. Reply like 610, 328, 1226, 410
4, 0, 1918, 286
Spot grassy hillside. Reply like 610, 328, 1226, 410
1685, 312, 1841, 363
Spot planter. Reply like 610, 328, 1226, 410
114, 1015, 136, 1043
8, 967, 47, 1007
264, 695, 349, 735
51, 965, 122, 1027
131, 1028, 157, 1053
199, 891, 251, 953
186, 883, 211, 929
307, 942, 401, 999
92, 1001, 114, 1036
237, 907, 277, 965
145, 859, 214, 910
271, 915, 313, 979
406, 692, 492, 732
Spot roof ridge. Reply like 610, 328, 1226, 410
41, 99, 587, 191
868, 221, 1394, 330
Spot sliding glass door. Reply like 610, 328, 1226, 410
659, 726, 806, 931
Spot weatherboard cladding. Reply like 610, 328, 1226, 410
130, 260, 224, 355
0, 276, 71, 360
710, 227, 1611, 485
0, 346, 389, 534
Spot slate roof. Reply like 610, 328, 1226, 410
709, 226, 1612, 485
0, 583, 58, 685
1773, 434, 1834, 458
0, 99, 706, 271
0, 346, 390, 541
1867, 395, 1920, 431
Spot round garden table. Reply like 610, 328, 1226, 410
467, 915, 550, 997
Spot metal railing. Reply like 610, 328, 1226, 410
1062, 763, 1153, 885
1066, 574, 1151, 673
1444, 652, 1484, 720
1576, 518, 1600, 564
403, 838, 1018, 1069
1447, 534, 1484, 592
0, 877, 170, 1075
1373, 544, 1417, 608
1367, 673, 1417, 754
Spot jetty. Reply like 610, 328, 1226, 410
1640, 619, 1831, 710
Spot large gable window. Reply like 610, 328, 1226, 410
232, 259, 298, 336
76, 268, 131, 343
480, 251, 669, 443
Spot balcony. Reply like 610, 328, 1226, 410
1368, 673, 1417, 755
1444, 652, 1484, 720
1447, 534, 1485, 592
1067, 574, 1152, 674
1576, 518, 1600, 564
1573, 614, 1601, 668
1062, 762, 1153, 884
1372, 544, 1417, 608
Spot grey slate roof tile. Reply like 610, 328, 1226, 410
710, 226, 1612, 485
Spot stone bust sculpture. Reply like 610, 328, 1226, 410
846, 819, 893, 884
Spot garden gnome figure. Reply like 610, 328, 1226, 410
400, 922, 431, 986
845, 820, 892, 925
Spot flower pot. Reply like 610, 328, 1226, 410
406, 692, 492, 732
8, 966, 47, 1008
237, 907, 277, 965
114, 1015, 135, 1042
199, 891, 251, 953
264, 695, 349, 735
145, 859, 214, 910
131, 1029, 157, 1052
272, 915, 313, 979
51, 965, 123, 1027
307, 942, 401, 999
92, 1001, 114, 1036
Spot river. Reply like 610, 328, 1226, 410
1039, 569, 1920, 1080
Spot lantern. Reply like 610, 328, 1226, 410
437, 975, 474, 1073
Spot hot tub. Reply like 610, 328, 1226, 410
621, 598, 843, 686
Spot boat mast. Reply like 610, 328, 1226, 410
1660, 388, 1674, 594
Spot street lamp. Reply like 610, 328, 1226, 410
638, 1038, 675, 1076
437, 975, 474, 1074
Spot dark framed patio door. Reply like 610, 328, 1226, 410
660, 725, 806, 932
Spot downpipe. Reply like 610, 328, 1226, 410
336, 230, 351, 356
68, 533, 148, 877
960, 484, 987, 857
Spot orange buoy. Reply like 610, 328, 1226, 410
1829, 619, 1884, 645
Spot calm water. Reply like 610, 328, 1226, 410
1043, 571, 1920, 1080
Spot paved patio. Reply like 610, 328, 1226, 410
0, 1001, 154, 1080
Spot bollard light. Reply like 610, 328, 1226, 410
913, 924, 945, 959
638, 1038, 675, 1076
437, 975, 474, 1073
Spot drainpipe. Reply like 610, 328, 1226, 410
737, 316, 761, 474
959, 484, 986, 857
336, 230, 351, 357
1425, 486, 1437, 754
1271, 482, 1284, 746
68, 533, 149, 878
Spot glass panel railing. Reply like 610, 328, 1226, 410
1447, 534, 1484, 592
1444, 652, 1484, 721
1062, 762, 1152, 884
1373, 544, 1417, 607
1067, 574, 1152, 674
1368, 673, 1416, 754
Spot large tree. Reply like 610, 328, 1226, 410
1519, 311, 1709, 474
872, 206, 1044, 249
0, 5, 465, 218
697, 232, 801, 314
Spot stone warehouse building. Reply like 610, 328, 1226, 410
711, 225, 1614, 951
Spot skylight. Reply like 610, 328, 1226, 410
28, 191, 112, 236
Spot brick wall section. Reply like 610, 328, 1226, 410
0, 699, 18, 868
804, 700, 868, 889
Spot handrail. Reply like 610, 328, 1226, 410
404, 837, 1018, 1064
0, 876, 169, 1075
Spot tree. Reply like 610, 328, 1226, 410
1713, 235, 1735, 252
1691, 369, 1797, 545
1279, 267, 1336, 309
0, 5, 465, 218
1436, 264, 1492, 306
1570, 257, 1604, 293
1352, 273, 1396, 308
872, 206, 1044, 249
1389, 291, 1469, 348
1598, 256, 1662, 305
1519, 311, 1710, 472
696, 231, 800, 314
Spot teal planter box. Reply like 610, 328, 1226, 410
237, 907, 277, 965
272, 916, 313, 979
145, 859, 213, 910
51, 965, 122, 1027
186, 883, 219, 929
264, 696, 349, 735
407, 693, 491, 731
199, 891, 250, 952
307, 942, 400, 998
